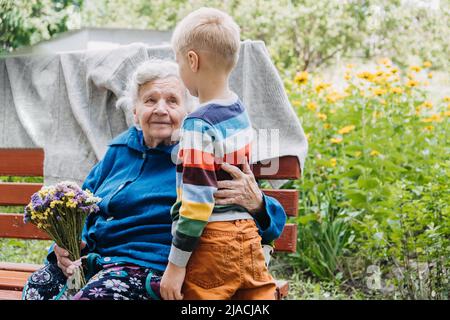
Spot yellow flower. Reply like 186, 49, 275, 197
344, 73, 351, 81
307, 101, 317, 111
346, 63, 355, 69
406, 80, 418, 88
415, 106, 422, 115
428, 73, 433, 79
421, 101, 433, 109
390, 67, 399, 75
423, 61, 432, 68
38, 189, 49, 198
444, 111, 450, 117
330, 158, 337, 167
317, 113, 327, 121
370, 150, 380, 157
390, 87, 403, 94
294, 71, 309, 85
314, 82, 331, 93
305, 133, 311, 141
357, 71, 373, 81
338, 125, 355, 135
65, 200, 77, 208
354, 151, 362, 157
292, 100, 301, 107
330, 137, 343, 144
444, 96, 450, 103
421, 114, 443, 123
50, 200, 63, 208
409, 65, 422, 72
324, 123, 332, 129
423, 125, 434, 132
372, 88, 387, 96
326, 92, 344, 103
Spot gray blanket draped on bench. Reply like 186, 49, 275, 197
0, 40, 308, 185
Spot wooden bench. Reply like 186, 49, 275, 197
0, 148, 300, 300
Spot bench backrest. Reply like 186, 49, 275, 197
0, 148, 299, 253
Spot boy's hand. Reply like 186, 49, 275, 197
160, 262, 186, 300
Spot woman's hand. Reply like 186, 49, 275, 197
54, 241, 86, 278
214, 160, 264, 215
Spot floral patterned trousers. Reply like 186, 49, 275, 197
22, 262, 162, 300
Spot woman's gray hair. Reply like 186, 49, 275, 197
116, 58, 195, 117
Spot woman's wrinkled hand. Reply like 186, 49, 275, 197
54, 241, 86, 278
214, 160, 264, 215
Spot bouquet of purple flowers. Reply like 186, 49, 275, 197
24, 181, 101, 291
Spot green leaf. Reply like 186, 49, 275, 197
357, 177, 381, 190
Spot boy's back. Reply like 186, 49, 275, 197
160, 7, 278, 301
170, 93, 254, 262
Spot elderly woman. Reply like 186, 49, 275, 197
22, 59, 286, 300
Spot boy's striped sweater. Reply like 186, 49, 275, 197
168, 94, 254, 267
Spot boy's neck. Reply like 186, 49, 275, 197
197, 73, 233, 104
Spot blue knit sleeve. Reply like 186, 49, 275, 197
253, 194, 287, 245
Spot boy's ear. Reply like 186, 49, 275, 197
187, 50, 199, 73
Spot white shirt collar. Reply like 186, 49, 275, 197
198, 92, 239, 108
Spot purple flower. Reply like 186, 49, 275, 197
23, 205, 32, 224
54, 191, 65, 200
30, 193, 43, 211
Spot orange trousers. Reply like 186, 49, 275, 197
182, 219, 276, 300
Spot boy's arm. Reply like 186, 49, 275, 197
168, 118, 218, 268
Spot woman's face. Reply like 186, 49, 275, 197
133, 76, 187, 144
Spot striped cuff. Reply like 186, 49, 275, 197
168, 245, 192, 268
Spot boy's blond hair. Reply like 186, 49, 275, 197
171, 7, 240, 70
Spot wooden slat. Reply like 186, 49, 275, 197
0, 185, 299, 215
0, 149, 44, 176
0, 182, 42, 205
0, 262, 42, 273
274, 223, 297, 253
262, 189, 298, 217
0, 213, 298, 251
0, 289, 22, 300
0, 214, 50, 240
252, 156, 301, 179
0, 270, 31, 291
275, 280, 289, 300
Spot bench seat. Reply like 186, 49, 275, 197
0, 149, 299, 300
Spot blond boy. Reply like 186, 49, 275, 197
160, 7, 277, 300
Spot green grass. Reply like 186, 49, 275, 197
0, 204, 51, 265
270, 255, 383, 300
0, 238, 51, 265
0, 176, 43, 183
0, 175, 48, 265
